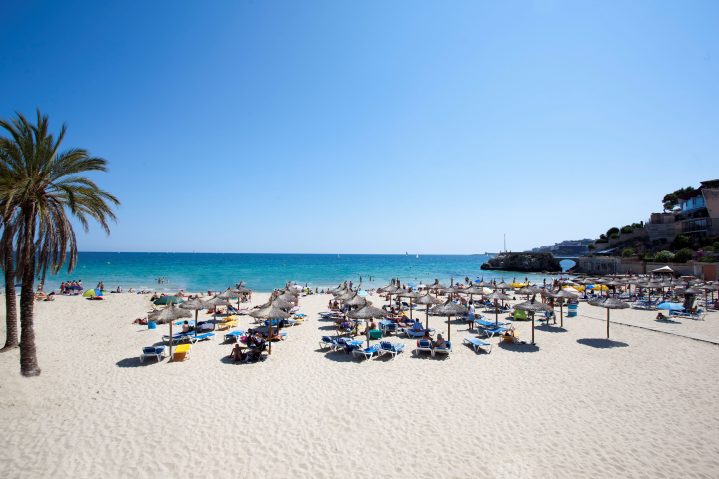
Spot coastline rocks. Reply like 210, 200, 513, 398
480, 252, 562, 272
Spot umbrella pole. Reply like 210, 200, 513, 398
366, 320, 370, 349
559, 304, 563, 327
269, 323, 272, 355
447, 316, 451, 341
169, 321, 173, 361
425, 306, 429, 330
409, 298, 413, 320
606, 309, 610, 339
531, 314, 535, 344
195, 310, 198, 338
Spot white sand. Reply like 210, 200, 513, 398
1, 292, 718, 478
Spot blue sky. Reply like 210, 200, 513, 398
2, 1, 717, 254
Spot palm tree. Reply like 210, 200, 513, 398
0, 217, 18, 351
0, 110, 119, 376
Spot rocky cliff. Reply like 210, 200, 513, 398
480, 252, 562, 272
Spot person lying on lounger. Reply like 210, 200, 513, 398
410, 319, 424, 332
433, 334, 446, 349
656, 312, 667, 320
181, 321, 194, 333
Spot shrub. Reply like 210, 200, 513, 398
620, 225, 634, 234
588, 244, 596, 250
673, 235, 690, 249
655, 250, 675, 262
607, 227, 620, 236
621, 247, 635, 258
643, 253, 656, 261
714, 241, 719, 251
673, 248, 694, 263
609, 233, 620, 240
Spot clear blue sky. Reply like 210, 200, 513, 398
2, 1, 717, 254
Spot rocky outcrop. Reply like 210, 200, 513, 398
480, 252, 562, 272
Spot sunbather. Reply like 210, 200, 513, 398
410, 319, 424, 332
433, 334, 447, 349
229, 343, 245, 362
656, 312, 667, 320
181, 321, 193, 333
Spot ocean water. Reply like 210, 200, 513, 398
41, 252, 575, 292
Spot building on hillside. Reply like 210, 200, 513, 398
644, 179, 719, 245
675, 180, 719, 236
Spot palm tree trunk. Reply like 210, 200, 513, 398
2, 230, 18, 351
19, 208, 40, 376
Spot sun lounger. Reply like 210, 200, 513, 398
474, 318, 509, 328
319, 335, 336, 350
352, 345, 381, 361
216, 320, 237, 331
403, 327, 433, 338
140, 345, 166, 362
225, 330, 246, 343
463, 337, 492, 354
432, 341, 452, 357
475, 325, 507, 338
414, 339, 433, 356
379, 341, 405, 359
173, 343, 191, 361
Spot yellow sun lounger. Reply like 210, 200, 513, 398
216, 320, 237, 331
173, 344, 191, 361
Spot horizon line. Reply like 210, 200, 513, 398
75, 250, 502, 256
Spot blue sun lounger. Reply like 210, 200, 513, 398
463, 337, 492, 354
415, 339, 433, 356
379, 341, 405, 359
476, 325, 507, 338
432, 341, 452, 357
140, 345, 166, 362
352, 344, 381, 360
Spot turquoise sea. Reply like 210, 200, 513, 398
42, 252, 575, 292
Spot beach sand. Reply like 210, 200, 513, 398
1, 292, 718, 478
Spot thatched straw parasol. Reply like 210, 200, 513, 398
429, 299, 468, 341
514, 296, 552, 344
485, 290, 511, 325
495, 280, 511, 292
205, 295, 231, 321
415, 292, 443, 329
271, 297, 294, 311
151, 304, 192, 360
249, 303, 291, 355
348, 304, 387, 347
427, 279, 447, 291
589, 297, 629, 339
344, 293, 367, 308
396, 290, 420, 319
179, 297, 209, 338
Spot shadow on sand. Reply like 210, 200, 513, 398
577, 338, 629, 349
535, 324, 568, 334
498, 341, 540, 353
116, 357, 158, 368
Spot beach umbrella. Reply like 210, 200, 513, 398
151, 303, 192, 360
249, 303, 291, 355
271, 297, 295, 311
589, 297, 629, 339
495, 281, 511, 292
427, 279, 447, 292
348, 304, 387, 347
429, 299, 468, 341
379, 283, 401, 309
179, 297, 209, 338
396, 290, 420, 319
414, 292, 443, 329
276, 292, 298, 304
336, 289, 356, 302
514, 296, 552, 345
344, 293, 367, 308
153, 295, 184, 306
485, 291, 511, 325
204, 295, 231, 321
699, 284, 718, 306
553, 289, 578, 328
217, 288, 239, 300
476, 279, 495, 289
